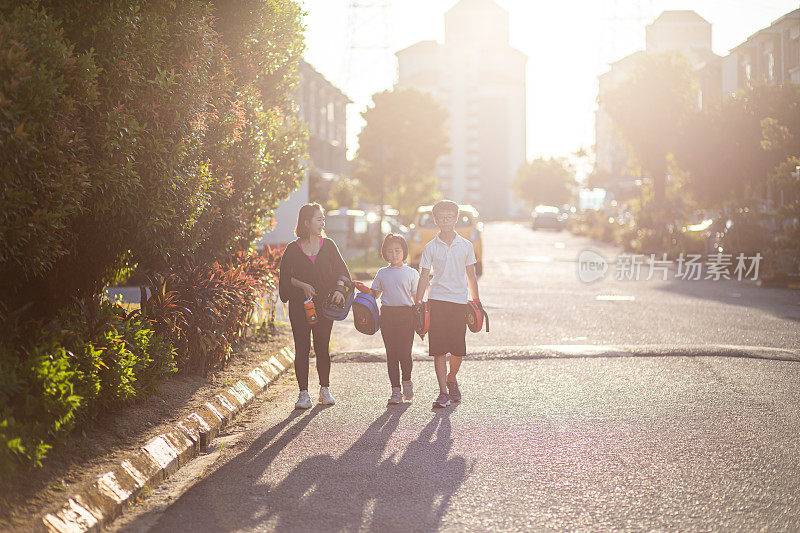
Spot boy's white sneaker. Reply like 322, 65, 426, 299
319, 386, 335, 405
295, 390, 312, 409
432, 393, 451, 408
388, 387, 403, 405
402, 380, 414, 401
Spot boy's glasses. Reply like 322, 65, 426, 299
436, 214, 457, 222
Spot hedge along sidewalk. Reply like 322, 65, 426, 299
40, 346, 296, 533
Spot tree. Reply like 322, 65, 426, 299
0, 5, 98, 292
196, 0, 306, 259
513, 157, 576, 208
600, 52, 697, 206
585, 168, 614, 190
0, 0, 306, 314
769, 156, 800, 256
760, 86, 800, 258
355, 88, 449, 221
675, 84, 800, 209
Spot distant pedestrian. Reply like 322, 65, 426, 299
415, 200, 484, 408
369, 233, 420, 405
279, 203, 351, 409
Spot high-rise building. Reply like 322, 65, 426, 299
396, 0, 527, 220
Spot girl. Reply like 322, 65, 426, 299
370, 233, 420, 404
279, 203, 351, 409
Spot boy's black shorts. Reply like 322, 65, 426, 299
428, 299, 467, 357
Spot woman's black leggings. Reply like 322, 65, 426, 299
380, 306, 414, 388
289, 301, 333, 391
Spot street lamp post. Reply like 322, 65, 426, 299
787, 165, 800, 207
377, 143, 388, 250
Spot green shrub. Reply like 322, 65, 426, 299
141, 251, 278, 375
35, 0, 236, 307
4, 0, 305, 314
0, 4, 98, 305
0, 345, 82, 476
0, 0, 303, 478
671, 229, 707, 257
0, 300, 176, 479
614, 224, 639, 252
584, 211, 616, 243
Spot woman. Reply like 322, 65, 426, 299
279, 203, 351, 409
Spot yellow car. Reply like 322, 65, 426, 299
408, 204, 484, 276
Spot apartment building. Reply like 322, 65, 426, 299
396, 0, 527, 219
259, 60, 350, 245
722, 9, 800, 96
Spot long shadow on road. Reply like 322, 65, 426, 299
135, 404, 469, 532
654, 277, 800, 324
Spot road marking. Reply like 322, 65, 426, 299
501, 263, 510, 276
523, 256, 553, 262
595, 295, 635, 301
729, 292, 741, 298
554, 242, 565, 249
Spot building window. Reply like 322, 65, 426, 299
767, 52, 775, 82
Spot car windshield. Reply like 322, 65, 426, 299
418, 212, 474, 228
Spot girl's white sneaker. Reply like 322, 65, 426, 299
319, 386, 335, 405
295, 390, 312, 409
388, 387, 403, 405
402, 380, 414, 401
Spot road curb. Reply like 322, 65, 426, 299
39, 346, 296, 533
333, 344, 800, 363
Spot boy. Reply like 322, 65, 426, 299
415, 200, 484, 408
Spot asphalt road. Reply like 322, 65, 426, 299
332, 222, 800, 353
111, 223, 800, 532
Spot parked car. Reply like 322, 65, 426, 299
324, 208, 409, 257
531, 205, 566, 231
324, 209, 372, 253
408, 204, 483, 276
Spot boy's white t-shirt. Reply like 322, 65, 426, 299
371, 264, 419, 307
419, 233, 476, 304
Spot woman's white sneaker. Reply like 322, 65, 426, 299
388, 387, 403, 405
295, 390, 312, 409
402, 380, 414, 401
319, 386, 335, 405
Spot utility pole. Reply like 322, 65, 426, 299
601, 0, 654, 64
377, 142, 387, 250
343, 1, 394, 163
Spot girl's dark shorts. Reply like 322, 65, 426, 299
428, 299, 467, 357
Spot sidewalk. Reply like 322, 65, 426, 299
0, 329, 294, 533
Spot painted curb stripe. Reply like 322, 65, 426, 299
42, 345, 295, 532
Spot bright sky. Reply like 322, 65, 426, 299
298, 0, 799, 168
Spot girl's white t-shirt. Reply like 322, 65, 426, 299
371, 265, 420, 307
